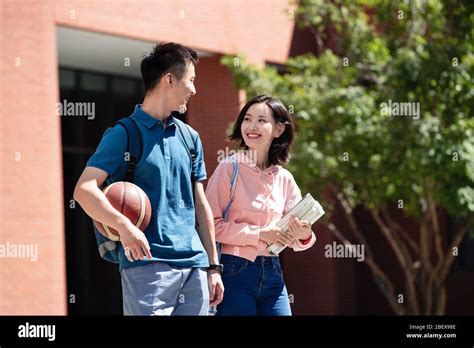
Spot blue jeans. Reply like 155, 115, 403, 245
216, 254, 292, 316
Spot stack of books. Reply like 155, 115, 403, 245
267, 193, 325, 255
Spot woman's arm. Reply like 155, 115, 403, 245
283, 173, 317, 251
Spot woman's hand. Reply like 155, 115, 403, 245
259, 225, 294, 247
287, 216, 312, 241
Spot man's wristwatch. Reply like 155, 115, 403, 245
206, 264, 224, 274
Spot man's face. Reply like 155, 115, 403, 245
171, 63, 196, 114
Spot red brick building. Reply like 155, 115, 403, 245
1, 0, 473, 315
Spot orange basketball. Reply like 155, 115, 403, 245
94, 181, 152, 241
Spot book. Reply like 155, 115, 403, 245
267, 193, 325, 255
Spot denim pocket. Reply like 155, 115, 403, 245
221, 255, 249, 277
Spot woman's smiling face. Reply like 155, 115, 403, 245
241, 102, 284, 152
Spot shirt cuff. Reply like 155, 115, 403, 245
244, 226, 260, 246
300, 235, 313, 245
293, 232, 316, 250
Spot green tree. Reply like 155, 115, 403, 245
222, 0, 473, 314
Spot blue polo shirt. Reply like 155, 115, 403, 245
86, 105, 209, 271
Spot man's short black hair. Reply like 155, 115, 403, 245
229, 95, 295, 166
141, 42, 198, 93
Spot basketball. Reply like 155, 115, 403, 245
93, 181, 152, 241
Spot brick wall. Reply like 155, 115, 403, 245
187, 54, 244, 178
1, 0, 67, 314
54, 0, 296, 65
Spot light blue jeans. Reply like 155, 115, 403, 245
121, 262, 209, 315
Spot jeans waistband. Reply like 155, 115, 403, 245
221, 254, 281, 269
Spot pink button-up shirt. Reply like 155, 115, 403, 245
205, 154, 316, 262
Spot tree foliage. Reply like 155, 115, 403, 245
221, 0, 474, 314
222, 0, 473, 220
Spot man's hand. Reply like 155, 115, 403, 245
74, 166, 152, 262
117, 220, 152, 262
207, 270, 224, 306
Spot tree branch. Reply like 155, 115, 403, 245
371, 209, 419, 314
434, 286, 447, 315
327, 222, 404, 315
418, 215, 433, 314
330, 187, 374, 259
426, 193, 445, 314
380, 207, 419, 256
437, 219, 472, 286
427, 192, 443, 270
327, 222, 351, 245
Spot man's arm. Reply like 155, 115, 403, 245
194, 181, 219, 265
73, 166, 152, 261
194, 180, 224, 306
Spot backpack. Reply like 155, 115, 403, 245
93, 116, 196, 263
216, 156, 239, 259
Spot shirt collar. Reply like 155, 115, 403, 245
131, 104, 176, 129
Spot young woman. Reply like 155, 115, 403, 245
205, 95, 316, 316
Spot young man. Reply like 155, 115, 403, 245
73, 42, 224, 315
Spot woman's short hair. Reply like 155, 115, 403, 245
229, 95, 295, 166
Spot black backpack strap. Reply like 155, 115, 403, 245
175, 119, 196, 184
112, 117, 143, 182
